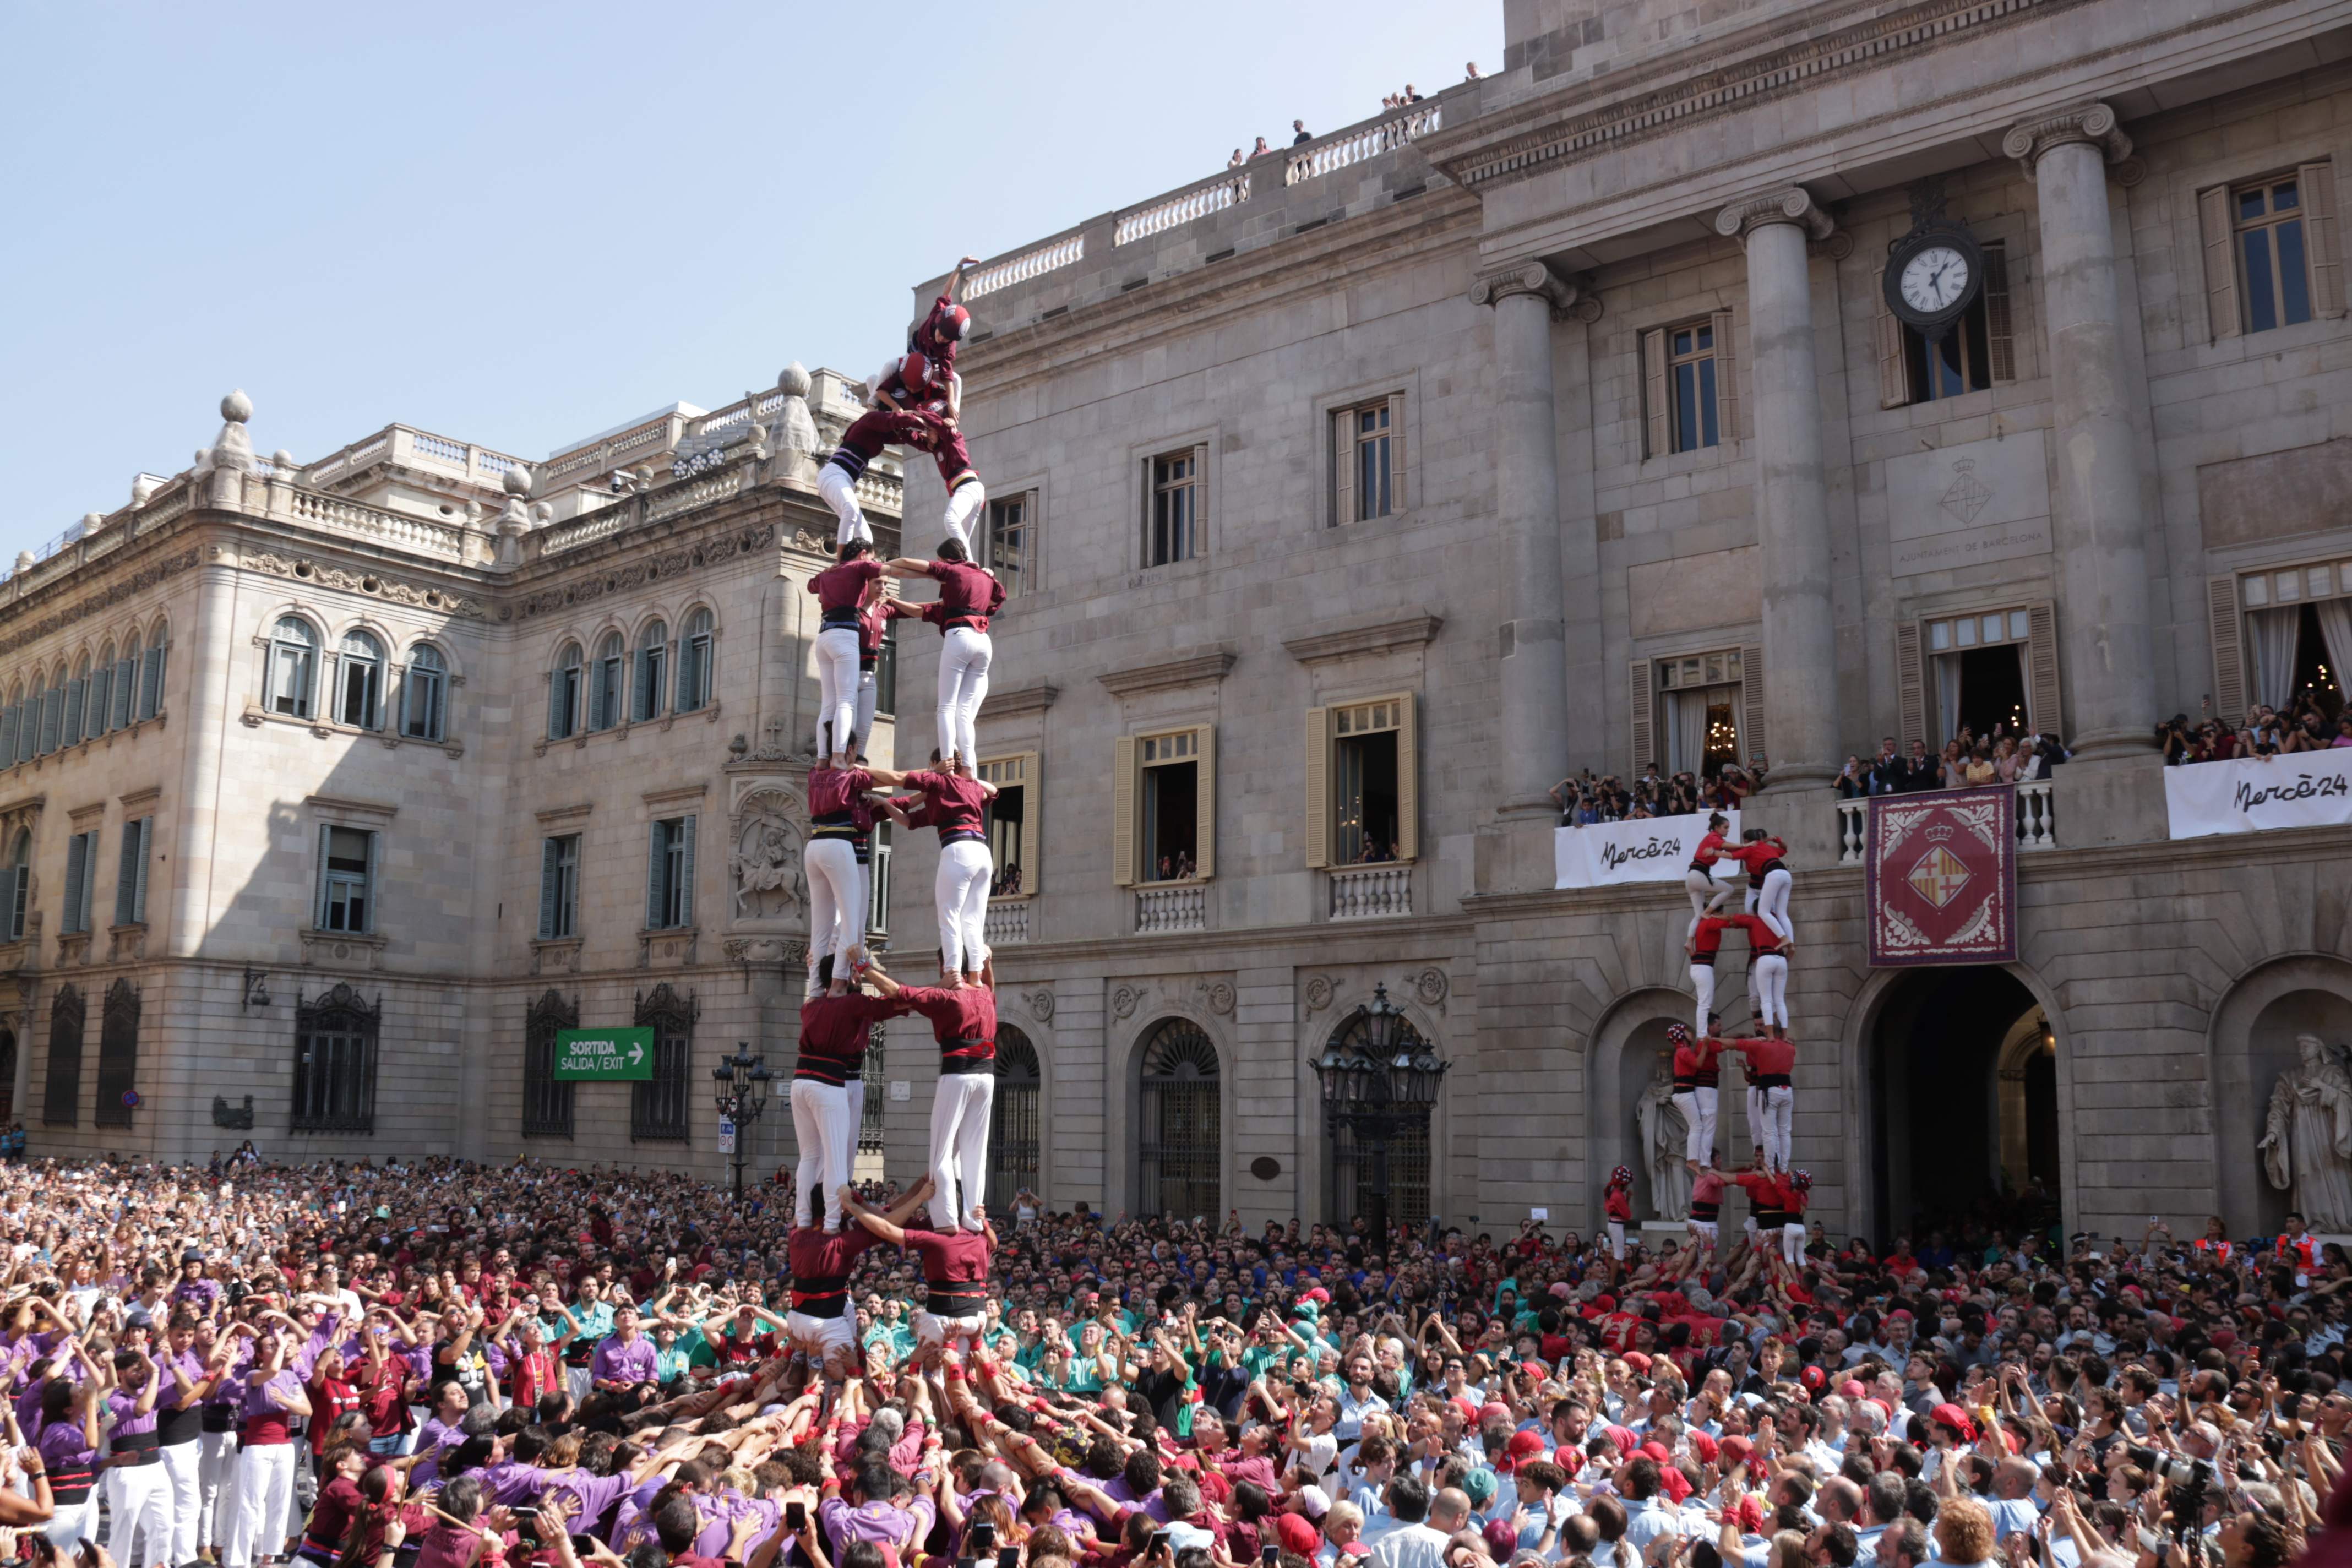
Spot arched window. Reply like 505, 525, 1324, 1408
268, 617, 317, 718
1136, 1019, 1221, 1220
37, 670, 63, 755
90, 644, 113, 739
136, 617, 168, 720
591, 631, 625, 731
1321, 1007, 1436, 1231
337, 630, 384, 729
548, 642, 584, 740
111, 632, 138, 731
0, 830, 28, 941
41, 983, 83, 1128
676, 608, 714, 713
633, 620, 668, 723
0, 682, 20, 767
522, 988, 578, 1139
990, 1027, 1042, 1204
402, 644, 447, 742
61, 657, 87, 748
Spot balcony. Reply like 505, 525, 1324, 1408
1135, 884, 1206, 934
985, 900, 1031, 947
1329, 865, 1413, 920
1836, 780, 2057, 864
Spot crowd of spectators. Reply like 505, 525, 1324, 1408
2161, 696, 2351, 765
1834, 731, 2072, 800
1552, 764, 1766, 827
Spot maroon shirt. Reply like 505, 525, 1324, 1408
896, 983, 997, 1070
925, 560, 1005, 632
810, 559, 884, 614
828, 408, 935, 470
808, 766, 875, 827
787, 1227, 879, 1315
904, 769, 988, 842
795, 993, 902, 1086
906, 1226, 994, 1303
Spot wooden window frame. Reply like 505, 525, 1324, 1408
977, 752, 1041, 900
1113, 724, 1216, 886
980, 491, 1035, 597
1304, 693, 1419, 868
1330, 394, 1408, 525
1896, 600, 2063, 743
1642, 311, 1739, 458
1635, 647, 1766, 776
2201, 162, 2345, 342
1144, 448, 1207, 567
2211, 554, 2352, 723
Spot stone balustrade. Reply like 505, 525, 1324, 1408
1115, 173, 1251, 246
1836, 780, 2057, 864
1285, 105, 1443, 186
304, 424, 528, 489
1134, 884, 1206, 934
984, 900, 1031, 946
966, 235, 1086, 300
1328, 864, 1413, 919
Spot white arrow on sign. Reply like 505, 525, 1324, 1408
628, 1042, 645, 1065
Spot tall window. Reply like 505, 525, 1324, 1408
1672, 323, 1720, 451
980, 494, 1032, 596
539, 834, 581, 940
1146, 449, 1203, 567
990, 1027, 1042, 1204
1140, 731, 1198, 883
269, 618, 317, 718
1911, 605, 2060, 741
2238, 176, 2314, 334
646, 815, 695, 930
92, 978, 139, 1130
315, 825, 377, 934
1332, 396, 1403, 522
1136, 1019, 1220, 1219
337, 630, 384, 729
859, 1030, 888, 1153
0, 682, 19, 766
137, 622, 166, 720
402, 644, 447, 741
633, 621, 668, 723
591, 633, 625, 731
89, 645, 112, 739
291, 983, 379, 1134
111, 633, 137, 731
41, 984, 83, 1128
522, 988, 577, 1139
60, 829, 97, 935
115, 818, 150, 927
1645, 312, 1739, 453
1, 831, 27, 941
1322, 1008, 1435, 1231
38, 672, 62, 755
548, 642, 584, 739
1649, 648, 1754, 778
873, 620, 899, 717
1306, 696, 1418, 869
676, 609, 714, 712
867, 821, 892, 936
630, 982, 694, 1142
2214, 558, 2352, 724
979, 754, 1036, 897
62, 657, 86, 747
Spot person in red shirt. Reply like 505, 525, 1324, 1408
1602, 1164, 1633, 1259
791, 977, 908, 1232
1684, 811, 1736, 938
819, 407, 941, 549
842, 1186, 997, 1362
1730, 1163, 1787, 1254
885, 543, 1006, 772
871, 349, 986, 552
1685, 911, 1736, 1038
895, 756, 1000, 986
854, 583, 928, 766
1778, 1170, 1812, 1265
1729, 1031, 1795, 1172
1667, 1024, 1722, 1166
1706, 910, 1791, 1038
1725, 829, 1793, 943
870, 963, 997, 1233
1685, 1158, 1727, 1255
803, 755, 913, 1004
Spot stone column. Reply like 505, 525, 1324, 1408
1716, 189, 1840, 786
1469, 262, 1581, 815
167, 558, 238, 958
2004, 104, 2157, 757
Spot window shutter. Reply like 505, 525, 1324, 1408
1387, 391, 1408, 513
362, 830, 380, 935
1896, 621, 1927, 752
1739, 643, 1768, 765
1, 706, 18, 767
1628, 659, 1656, 777
2199, 184, 2242, 342
1018, 752, 1042, 895
87, 671, 107, 738
1304, 706, 1331, 870
547, 671, 563, 740
1875, 303, 1909, 409
315, 824, 334, 930
540, 839, 562, 940
634, 649, 654, 721
1331, 413, 1354, 527
1112, 737, 1136, 887
1711, 308, 1740, 441
0, 868, 17, 942
1642, 329, 1669, 458
679, 815, 696, 926
1192, 725, 1216, 880
117, 821, 145, 927
1395, 692, 1419, 862
62, 836, 86, 937
2207, 575, 2247, 724
139, 643, 164, 718
112, 657, 133, 728
132, 819, 149, 924
1984, 245, 2017, 382
399, 663, 415, 734
1193, 443, 1210, 552
2301, 161, 2345, 318
80, 831, 97, 932
62, 679, 82, 747
2024, 601, 2064, 739
646, 825, 665, 930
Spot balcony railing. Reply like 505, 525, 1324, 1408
985, 900, 1031, 946
1836, 780, 2057, 864
1329, 865, 1413, 920
1284, 104, 1443, 186
967, 235, 1085, 300
1135, 884, 1206, 934
304, 424, 529, 490
1114, 173, 1250, 246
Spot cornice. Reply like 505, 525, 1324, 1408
906, 912, 1478, 972
1283, 614, 1445, 667
1097, 647, 1238, 698
981, 681, 1059, 718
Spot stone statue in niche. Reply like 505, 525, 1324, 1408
1635, 1054, 1691, 1221
2262, 1033, 2352, 1233
729, 793, 805, 920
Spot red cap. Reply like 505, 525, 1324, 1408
1276, 1516, 1320, 1558
1505, 1430, 1548, 1464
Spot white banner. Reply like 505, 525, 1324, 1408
1555, 809, 1740, 889
2165, 750, 2352, 839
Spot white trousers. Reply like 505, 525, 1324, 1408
225, 1441, 296, 1568
198, 1429, 239, 1550
804, 837, 868, 995
854, 666, 879, 760
790, 1077, 861, 1230
1605, 1220, 1626, 1259
164, 1439, 203, 1565
1761, 1084, 1794, 1172
1744, 1083, 1765, 1166
1674, 1086, 1718, 1165
1689, 1218, 1721, 1252
819, 465, 871, 547
1754, 866, 1794, 940
1752, 952, 1790, 1030
935, 839, 993, 976
941, 478, 986, 552
1685, 864, 1735, 937
815, 627, 862, 761
1689, 961, 1717, 1036
108, 1460, 172, 1568
936, 627, 992, 767
43, 1500, 94, 1550
928, 1069, 995, 1231
1782, 1220, 1807, 1265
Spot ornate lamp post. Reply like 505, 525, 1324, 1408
709, 1043, 773, 1203
1311, 984, 1448, 1255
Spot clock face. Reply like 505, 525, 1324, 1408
1899, 245, 1973, 315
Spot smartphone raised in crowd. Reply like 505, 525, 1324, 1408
1263, 1548, 1281, 1567
786, 1502, 807, 1533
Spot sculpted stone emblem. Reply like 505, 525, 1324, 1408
728, 791, 804, 919
1025, 989, 1055, 1022
1303, 975, 1336, 1013
2262, 1034, 2352, 1233
1635, 1055, 1692, 1221
1112, 984, 1141, 1021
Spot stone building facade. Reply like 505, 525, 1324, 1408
870, 0, 2352, 1245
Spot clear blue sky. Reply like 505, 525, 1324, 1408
0, 3, 1495, 554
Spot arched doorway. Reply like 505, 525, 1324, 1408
1870, 966, 2057, 1243
1320, 1006, 1436, 1233
990, 1027, 1042, 1204
1136, 1018, 1221, 1220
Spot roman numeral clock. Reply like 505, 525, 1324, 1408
1882, 215, 1985, 340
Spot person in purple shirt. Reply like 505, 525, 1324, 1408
106, 1346, 171, 1568
400, 1380, 472, 1487
37, 1369, 104, 1548
589, 1305, 662, 1407
172, 1250, 224, 1314
816, 1445, 937, 1561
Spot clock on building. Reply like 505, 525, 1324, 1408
1882, 222, 1985, 337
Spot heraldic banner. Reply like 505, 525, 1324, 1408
1864, 786, 2018, 967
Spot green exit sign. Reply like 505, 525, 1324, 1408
554, 1027, 656, 1081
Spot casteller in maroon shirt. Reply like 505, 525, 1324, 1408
901, 769, 989, 843
895, 983, 997, 1070
923, 560, 1004, 633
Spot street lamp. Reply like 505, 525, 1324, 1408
1310, 984, 1448, 1257
709, 1043, 774, 1202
